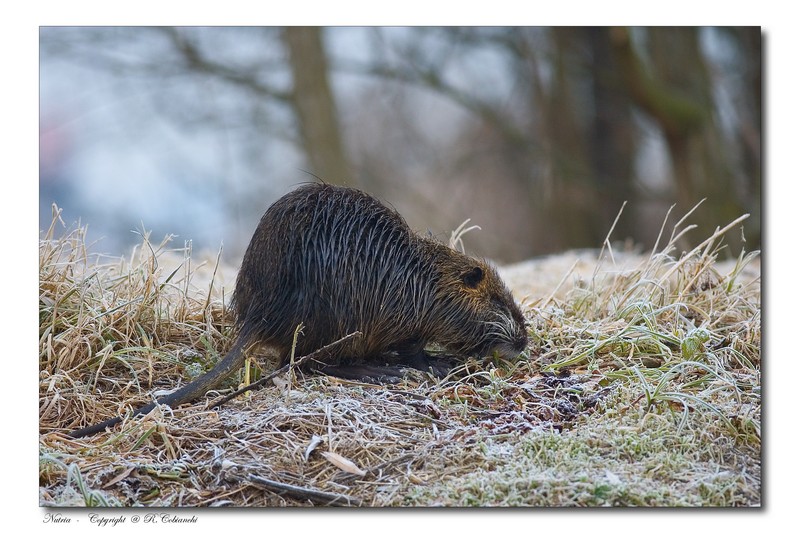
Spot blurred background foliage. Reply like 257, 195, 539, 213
40, 27, 761, 263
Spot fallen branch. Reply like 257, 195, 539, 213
247, 474, 363, 506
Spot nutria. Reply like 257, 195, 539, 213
69, 183, 528, 438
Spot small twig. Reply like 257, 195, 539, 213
247, 474, 363, 506
209, 331, 362, 409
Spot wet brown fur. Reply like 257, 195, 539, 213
69, 183, 527, 438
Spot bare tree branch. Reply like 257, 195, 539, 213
156, 27, 292, 103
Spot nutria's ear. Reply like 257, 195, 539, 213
462, 266, 483, 288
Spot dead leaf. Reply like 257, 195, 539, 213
321, 451, 366, 476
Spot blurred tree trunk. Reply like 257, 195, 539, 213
586, 27, 635, 239
535, 28, 636, 251
647, 27, 713, 210
725, 27, 762, 246
610, 27, 707, 209
283, 27, 352, 184
539, 27, 597, 250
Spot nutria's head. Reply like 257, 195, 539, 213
422, 240, 528, 360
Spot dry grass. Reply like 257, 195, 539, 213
39, 204, 760, 507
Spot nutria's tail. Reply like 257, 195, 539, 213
68, 336, 249, 439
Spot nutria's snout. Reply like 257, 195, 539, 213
492, 342, 527, 361
483, 308, 529, 360
507, 324, 530, 356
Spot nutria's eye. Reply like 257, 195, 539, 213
462, 266, 483, 288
